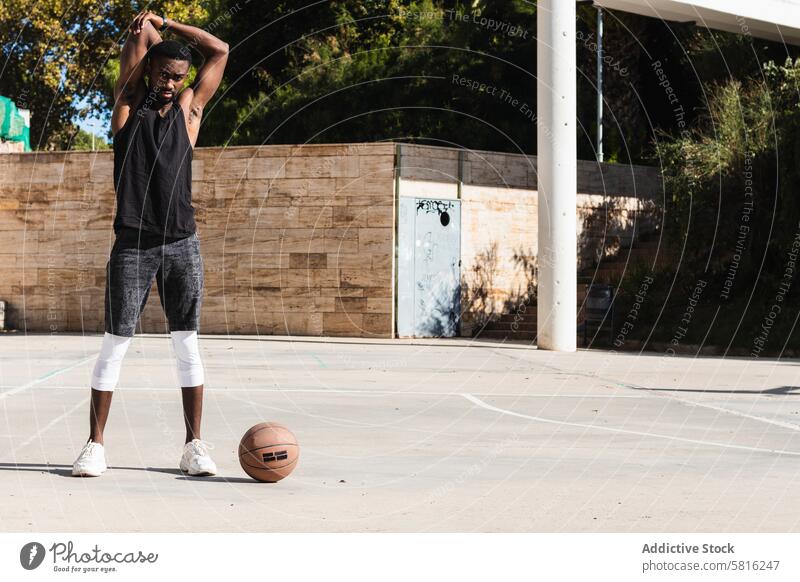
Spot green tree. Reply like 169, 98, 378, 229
71, 128, 111, 150
197, 0, 537, 152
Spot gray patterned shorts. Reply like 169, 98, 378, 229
104, 228, 204, 337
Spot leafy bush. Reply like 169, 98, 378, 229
617, 58, 800, 353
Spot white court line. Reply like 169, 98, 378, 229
14, 397, 89, 452
647, 392, 800, 433
0, 385, 651, 398
461, 393, 800, 457
0, 355, 96, 401
491, 349, 800, 434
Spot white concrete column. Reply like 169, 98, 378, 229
537, 0, 577, 351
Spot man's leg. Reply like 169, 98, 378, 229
171, 329, 206, 442
89, 389, 114, 445
88, 332, 134, 443
88, 231, 158, 444
74, 332, 132, 476
158, 233, 215, 473
181, 383, 203, 444
158, 232, 206, 436
173, 330, 214, 475
89, 388, 114, 445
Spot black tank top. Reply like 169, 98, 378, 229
112, 93, 197, 238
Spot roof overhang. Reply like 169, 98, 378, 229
593, 0, 800, 45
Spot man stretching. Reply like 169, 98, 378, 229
72, 11, 228, 477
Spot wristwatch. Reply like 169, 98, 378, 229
160, 16, 169, 31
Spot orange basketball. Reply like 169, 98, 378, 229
238, 422, 299, 482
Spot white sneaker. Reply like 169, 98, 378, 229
72, 439, 107, 477
180, 439, 217, 476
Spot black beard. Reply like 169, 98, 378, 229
147, 84, 176, 104
154, 92, 176, 105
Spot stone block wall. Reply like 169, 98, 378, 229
0, 143, 396, 337
1, 141, 661, 338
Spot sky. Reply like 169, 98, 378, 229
74, 94, 112, 142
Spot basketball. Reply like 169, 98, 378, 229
238, 422, 299, 482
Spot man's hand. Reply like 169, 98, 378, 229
130, 11, 164, 35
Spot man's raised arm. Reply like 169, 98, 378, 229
164, 18, 229, 110
113, 12, 163, 102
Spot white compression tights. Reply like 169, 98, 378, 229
90, 331, 205, 391
170, 330, 205, 388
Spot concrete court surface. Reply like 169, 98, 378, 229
1, 332, 800, 533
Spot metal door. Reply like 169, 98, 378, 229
397, 198, 461, 337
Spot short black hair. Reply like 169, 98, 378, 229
146, 40, 192, 67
